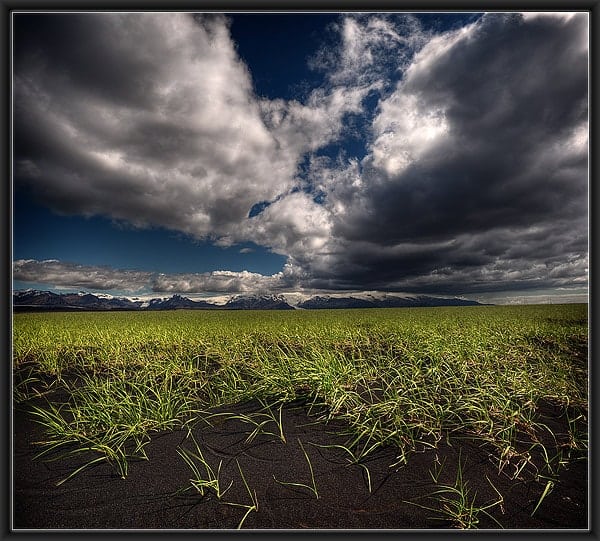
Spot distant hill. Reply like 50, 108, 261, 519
297, 293, 482, 309
13, 289, 485, 312
223, 294, 295, 310
146, 294, 216, 310
12, 290, 143, 311
297, 295, 376, 309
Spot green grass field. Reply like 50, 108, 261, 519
13, 304, 588, 508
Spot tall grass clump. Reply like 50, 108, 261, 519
29, 369, 200, 483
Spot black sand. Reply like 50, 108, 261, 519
12, 396, 587, 530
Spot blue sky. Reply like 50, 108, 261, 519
12, 12, 589, 303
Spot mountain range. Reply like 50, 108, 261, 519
13, 290, 485, 311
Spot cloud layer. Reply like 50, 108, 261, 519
13, 259, 293, 294
13, 12, 588, 297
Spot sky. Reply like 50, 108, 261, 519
12, 11, 589, 304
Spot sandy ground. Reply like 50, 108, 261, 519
12, 395, 588, 531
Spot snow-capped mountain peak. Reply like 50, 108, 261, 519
13, 290, 485, 311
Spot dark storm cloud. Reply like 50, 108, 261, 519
13, 13, 302, 239
333, 12, 587, 243
13, 12, 366, 247
309, 219, 587, 295
13, 14, 165, 108
316, 12, 588, 294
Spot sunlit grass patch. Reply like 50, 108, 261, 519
13, 303, 587, 526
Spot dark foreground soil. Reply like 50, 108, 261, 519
12, 396, 588, 531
